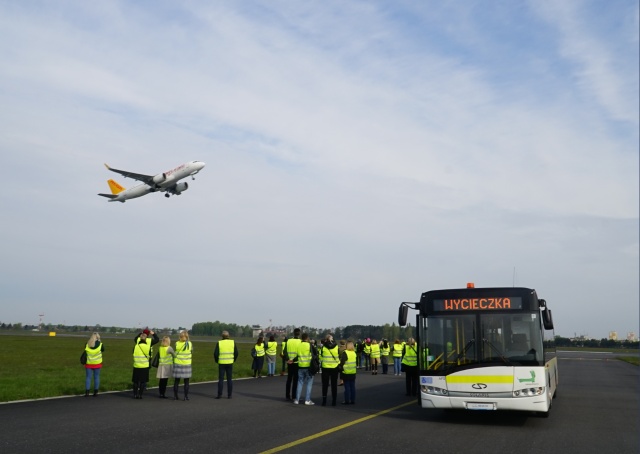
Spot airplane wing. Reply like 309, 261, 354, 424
104, 163, 155, 185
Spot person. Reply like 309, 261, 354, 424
320, 334, 340, 406
339, 341, 357, 404
156, 335, 175, 398
173, 330, 193, 400
380, 339, 390, 374
402, 337, 419, 396
265, 335, 278, 377
280, 335, 288, 376
337, 339, 347, 386
370, 339, 380, 375
84, 332, 104, 397
132, 329, 159, 399
356, 339, 364, 368
214, 330, 238, 399
363, 338, 372, 371
392, 339, 403, 376
294, 332, 316, 405
284, 328, 301, 401
252, 336, 266, 378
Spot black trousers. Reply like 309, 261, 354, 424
321, 367, 339, 402
286, 363, 299, 399
218, 364, 233, 397
405, 365, 419, 396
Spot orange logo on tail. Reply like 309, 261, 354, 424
107, 179, 125, 194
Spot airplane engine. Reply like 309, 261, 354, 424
152, 173, 167, 184
173, 182, 189, 194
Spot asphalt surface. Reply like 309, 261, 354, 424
0, 351, 637, 454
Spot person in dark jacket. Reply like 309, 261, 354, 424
132, 329, 159, 399
320, 334, 340, 406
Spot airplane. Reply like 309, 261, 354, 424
98, 160, 205, 203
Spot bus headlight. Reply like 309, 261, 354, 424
513, 387, 545, 397
422, 385, 448, 395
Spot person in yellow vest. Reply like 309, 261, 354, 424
84, 332, 104, 397
380, 339, 390, 374
370, 339, 381, 375
337, 339, 347, 386
338, 341, 357, 404
173, 330, 193, 400
363, 338, 372, 371
392, 339, 403, 376
155, 335, 175, 399
402, 337, 419, 397
132, 329, 159, 399
294, 332, 316, 405
320, 334, 340, 406
265, 335, 278, 377
214, 330, 238, 399
252, 336, 266, 378
284, 328, 301, 401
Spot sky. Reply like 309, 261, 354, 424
0, 1, 637, 339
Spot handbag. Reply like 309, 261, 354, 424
150, 352, 160, 368
80, 351, 87, 365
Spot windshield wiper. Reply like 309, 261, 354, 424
482, 339, 514, 365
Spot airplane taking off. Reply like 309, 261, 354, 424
98, 160, 205, 203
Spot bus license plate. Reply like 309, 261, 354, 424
467, 402, 496, 410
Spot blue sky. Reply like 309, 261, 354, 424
0, 1, 637, 339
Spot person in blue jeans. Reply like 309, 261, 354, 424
83, 332, 104, 397
294, 333, 316, 405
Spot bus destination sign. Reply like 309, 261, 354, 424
433, 297, 523, 311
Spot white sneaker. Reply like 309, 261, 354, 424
293, 400, 299, 404
305, 400, 315, 406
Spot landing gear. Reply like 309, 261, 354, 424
165, 193, 170, 198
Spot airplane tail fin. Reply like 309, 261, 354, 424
107, 179, 125, 195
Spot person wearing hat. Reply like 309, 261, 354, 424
132, 329, 159, 399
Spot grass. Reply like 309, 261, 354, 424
0, 334, 265, 402
617, 356, 640, 366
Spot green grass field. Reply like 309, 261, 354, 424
0, 334, 265, 402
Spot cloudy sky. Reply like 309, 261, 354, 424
0, 1, 637, 339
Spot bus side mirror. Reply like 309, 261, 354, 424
398, 305, 408, 327
542, 308, 554, 330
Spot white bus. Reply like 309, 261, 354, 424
398, 284, 558, 416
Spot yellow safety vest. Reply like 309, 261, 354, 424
381, 345, 390, 356
370, 344, 381, 359
133, 338, 151, 368
254, 343, 265, 357
321, 345, 340, 369
175, 341, 192, 365
392, 344, 403, 357
85, 344, 102, 365
286, 338, 301, 361
343, 350, 357, 375
218, 339, 235, 364
266, 341, 278, 355
402, 345, 418, 366
296, 342, 312, 367
159, 346, 173, 366
364, 344, 371, 355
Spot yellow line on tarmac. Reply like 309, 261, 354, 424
260, 401, 415, 454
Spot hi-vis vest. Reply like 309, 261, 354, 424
218, 339, 235, 364
286, 338, 301, 361
402, 344, 418, 366
175, 341, 192, 365
266, 341, 278, 356
254, 343, 265, 357
85, 344, 102, 365
363, 344, 371, 355
392, 343, 403, 357
296, 342, 312, 368
133, 338, 151, 368
159, 346, 173, 366
370, 344, 381, 359
321, 345, 339, 369
343, 350, 357, 375
381, 345, 390, 356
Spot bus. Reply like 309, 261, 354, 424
398, 283, 558, 415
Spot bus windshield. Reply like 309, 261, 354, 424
420, 312, 544, 371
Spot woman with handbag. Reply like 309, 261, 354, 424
320, 334, 340, 406
83, 332, 104, 397
156, 336, 175, 398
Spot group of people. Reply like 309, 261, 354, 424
82, 329, 238, 400
82, 328, 420, 402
